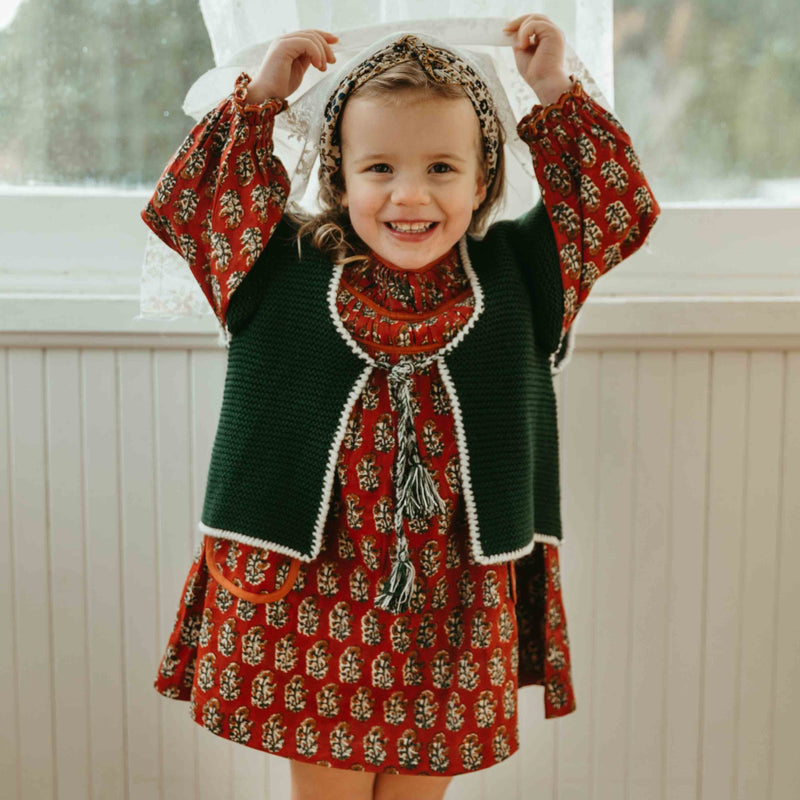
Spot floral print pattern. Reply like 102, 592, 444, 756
516, 78, 661, 346
141, 75, 290, 327
154, 250, 575, 776
143, 68, 661, 775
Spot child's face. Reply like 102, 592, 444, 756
339, 94, 488, 270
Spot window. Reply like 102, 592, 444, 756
1, 0, 797, 335
615, 0, 799, 204
1, 0, 213, 188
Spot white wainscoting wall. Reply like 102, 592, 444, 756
1, 295, 799, 800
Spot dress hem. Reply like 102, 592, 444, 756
154, 683, 523, 777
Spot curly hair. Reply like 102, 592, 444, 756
284, 59, 507, 266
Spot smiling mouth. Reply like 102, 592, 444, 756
384, 221, 439, 234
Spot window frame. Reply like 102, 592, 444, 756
0, 191, 797, 336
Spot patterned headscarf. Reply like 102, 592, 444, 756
140, 20, 618, 323
317, 34, 502, 196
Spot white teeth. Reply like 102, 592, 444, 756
387, 222, 435, 233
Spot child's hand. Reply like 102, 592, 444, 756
247, 29, 338, 102
503, 14, 568, 93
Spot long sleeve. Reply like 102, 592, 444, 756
503, 79, 661, 719
140, 72, 290, 327
516, 75, 661, 350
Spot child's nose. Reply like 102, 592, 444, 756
391, 176, 430, 205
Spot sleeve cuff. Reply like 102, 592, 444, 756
232, 71, 289, 116
516, 74, 588, 141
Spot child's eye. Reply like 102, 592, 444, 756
365, 163, 454, 174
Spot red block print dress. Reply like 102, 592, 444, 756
153, 246, 575, 775
144, 70, 660, 776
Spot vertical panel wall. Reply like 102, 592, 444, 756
1, 338, 798, 800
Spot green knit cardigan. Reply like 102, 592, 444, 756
199, 198, 569, 565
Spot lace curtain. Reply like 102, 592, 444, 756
138, 0, 611, 321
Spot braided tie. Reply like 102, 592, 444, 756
374, 357, 448, 613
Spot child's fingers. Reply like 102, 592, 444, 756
287, 29, 337, 68
503, 12, 551, 32
504, 13, 559, 46
299, 36, 324, 69
292, 28, 338, 41
307, 30, 337, 67
308, 29, 339, 61
305, 33, 329, 69
321, 37, 337, 63
510, 16, 562, 49
307, 29, 339, 61
518, 18, 540, 46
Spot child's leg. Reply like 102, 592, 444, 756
289, 758, 376, 800
373, 772, 453, 800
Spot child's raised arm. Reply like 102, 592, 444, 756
501, 14, 661, 360
516, 77, 661, 351
140, 29, 338, 329
140, 80, 289, 328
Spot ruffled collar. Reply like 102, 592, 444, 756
340, 245, 470, 314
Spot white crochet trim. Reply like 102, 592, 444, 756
325, 234, 485, 365
442, 235, 486, 354
436, 358, 540, 565
436, 237, 564, 562
533, 533, 562, 547
216, 315, 233, 349
327, 261, 379, 367
309, 362, 376, 559
198, 362, 374, 562
550, 321, 577, 376
198, 521, 562, 560
435, 356, 481, 564
198, 521, 314, 561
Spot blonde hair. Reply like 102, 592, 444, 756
285, 59, 507, 266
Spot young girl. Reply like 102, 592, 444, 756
142, 14, 660, 799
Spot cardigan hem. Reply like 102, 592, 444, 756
533, 533, 562, 546
197, 521, 317, 562
197, 522, 560, 561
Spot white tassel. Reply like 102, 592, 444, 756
398, 458, 448, 519
375, 356, 446, 613
374, 529, 416, 612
